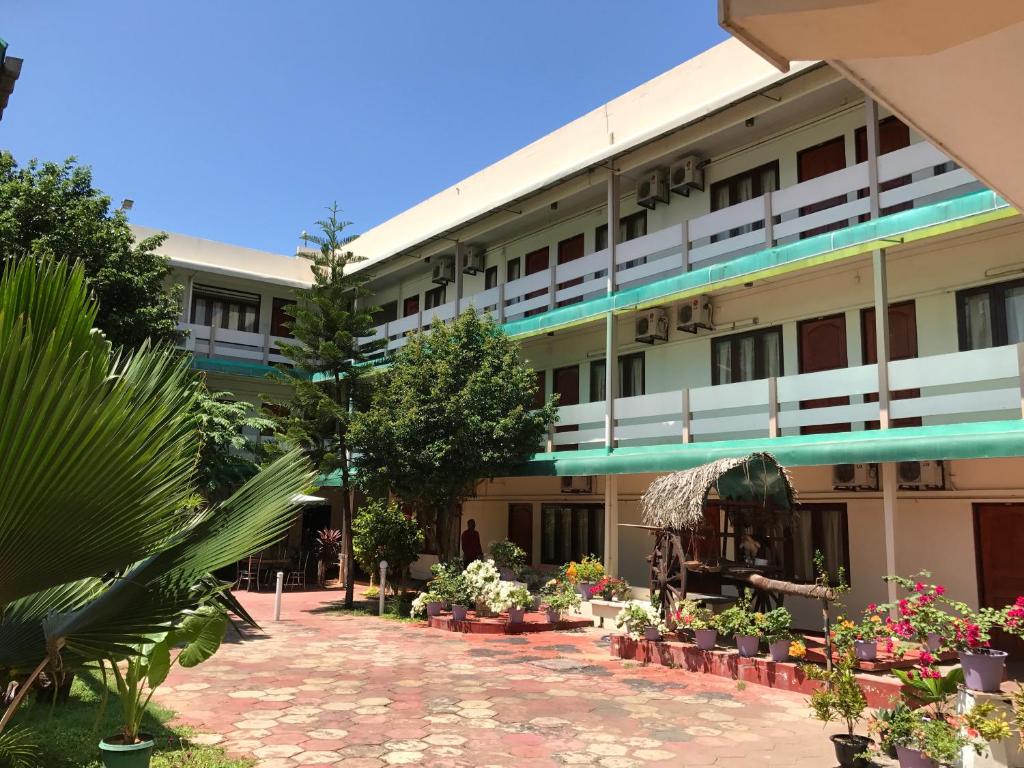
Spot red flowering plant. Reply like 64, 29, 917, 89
879, 573, 955, 652
940, 597, 1024, 652
672, 598, 715, 631
589, 576, 632, 601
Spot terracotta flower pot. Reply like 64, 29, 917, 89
830, 734, 872, 768
735, 634, 760, 658
768, 639, 790, 662
99, 733, 154, 768
507, 607, 526, 624
451, 604, 469, 622
694, 628, 717, 650
959, 648, 1007, 692
895, 745, 939, 768
643, 626, 662, 641
854, 639, 877, 661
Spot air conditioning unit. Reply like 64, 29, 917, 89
669, 155, 705, 195
561, 476, 593, 494
676, 295, 713, 333
636, 169, 669, 210
897, 460, 945, 490
462, 246, 485, 275
635, 307, 669, 344
431, 255, 455, 285
832, 463, 879, 491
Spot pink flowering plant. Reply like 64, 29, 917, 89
589, 576, 632, 601
941, 597, 1024, 652
879, 573, 955, 650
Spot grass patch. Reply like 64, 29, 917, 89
8, 672, 252, 768
315, 591, 421, 623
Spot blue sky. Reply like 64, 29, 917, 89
3, 2, 727, 254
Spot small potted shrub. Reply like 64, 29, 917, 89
464, 558, 503, 617
673, 599, 716, 649
589, 575, 631, 601
615, 602, 667, 641
713, 589, 761, 657
489, 539, 527, 581
892, 708, 1007, 768
571, 555, 605, 601
805, 651, 871, 768
410, 590, 443, 619
941, 594, 1024, 691
867, 701, 917, 759
428, 561, 463, 611
880, 574, 955, 653
543, 585, 581, 624
833, 613, 889, 662
758, 607, 795, 662
504, 585, 533, 624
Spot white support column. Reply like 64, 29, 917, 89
881, 461, 898, 605
604, 474, 619, 577
181, 274, 195, 325
604, 170, 620, 451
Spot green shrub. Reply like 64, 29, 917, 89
352, 499, 424, 594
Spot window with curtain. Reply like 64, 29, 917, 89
589, 352, 645, 402
711, 327, 782, 385
191, 285, 261, 333
957, 279, 1024, 350
784, 504, 850, 584
424, 286, 445, 310
709, 161, 779, 241
540, 504, 604, 565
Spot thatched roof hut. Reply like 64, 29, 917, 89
640, 452, 796, 531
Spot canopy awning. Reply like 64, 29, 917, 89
719, 0, 1024, 213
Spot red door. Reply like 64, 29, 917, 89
798, 136, 847, 238
508, 504, 533, 564
403, 295, 420, 317
798, 314, 850, 434
856, 116, 912, 220
862, 301, 921, 429
556, 234, 584, 308
974, 504, 1024, 656
524, 247, 549, 317
553, 365, 580, 450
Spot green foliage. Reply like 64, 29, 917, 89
573, 555, 605, 583
0, 727, 37, 768
351, 499, 424, 592
673, 599, 714, 630
963, 702, 1012, 744
543, 586, 582, 615
712, 589, 760, 638
614, 603, 664, 640
427, 561, 466, 605
892, 666, 963, 714
868, 702, 917, 756
350, 308, 558, 557
504, 585, 533, 610
805, 652, 868, 736
0, 153, 181, 350
913, 717, 972, 764
488, 540, 527, 573
757, 607, 794, 642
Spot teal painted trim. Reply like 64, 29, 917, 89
192, 356, 275, 379
500, 190, 1010, 339
516, 419, 1024, 477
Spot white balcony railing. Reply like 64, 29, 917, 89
368, 140, 977, 351
179, 323, 292, 366
550, 345, 1023, 450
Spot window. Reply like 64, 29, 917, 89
506, 258, 521, 283
271, 297, 293, 338
596, 211, 648, 270
957, 279, 1024, 350
785, 504, 850, 584
484, 265, 498, 290
855, 116, 911, 220
710, 162, 779, 241
541, 504, 604, 565
589, 352, 645, 401
372, 300, 398, 327
712, 327, 782, 385
191, 285, 260, 333
403, 295, 419, 318
424, 286, 445, 311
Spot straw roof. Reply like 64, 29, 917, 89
640, 452, 796, 531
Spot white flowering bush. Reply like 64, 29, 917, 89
615, 603, 667, 640
410, 591, 438, 618
464, 559, 503, 608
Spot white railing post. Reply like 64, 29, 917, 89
274, 571, 284, 621
497, 283, 506, 324
378, 560, 388, 616
546, 424, 555, 453
1017, 343, 1024, 418
208, 324, 217, 358
763, 192, 774, 248
681, 389, 691, 444
681, 219, 690, 272
768, 377, 779, 437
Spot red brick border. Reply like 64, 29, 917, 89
428, 611, 593, 635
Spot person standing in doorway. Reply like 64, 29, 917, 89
461, 519, 483, 568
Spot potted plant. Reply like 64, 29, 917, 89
464, 558, 503, 617
489, 539, 527, 581
572, 555, 605, 601
867, 701, 917, 759
892, 708, 1008, 768
313, 528, 343, 586
503, 585, 533, 624
833, 612, 890, 662
589, 575, 631, 602
615, 602, 667, 641
805, 651, 871, 768
410, 590, 443, 618
713, 589, 761, 657
758, 607, 795, 662
428, 561, 464, 613
543, 584, 581, 624
101, 606, 228, 768
673, 599, 716, 649
941, 598, 1016, 692
880, 575, 955, 653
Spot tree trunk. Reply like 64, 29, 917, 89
341, 486, 354, 608
436, 502, 462, 564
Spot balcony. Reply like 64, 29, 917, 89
179, 323, 291, 371
364, 140, 981, 350
551, 345, 1024, 453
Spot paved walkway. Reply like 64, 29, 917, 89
157, 589, 839, 768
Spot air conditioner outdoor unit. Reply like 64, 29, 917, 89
431, 255, 455, 285
636, 169, 669, 210
669, 155, 705, 195
635, 307, 669, 344
676, 295, 713, 333
832, 463, 879, 491
897, 460, 945, 490
561, 476, 593, 494
462, 246, 485, 275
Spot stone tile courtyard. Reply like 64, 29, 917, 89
157, 589, 839, 767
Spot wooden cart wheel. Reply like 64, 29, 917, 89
648, 528, 686, 622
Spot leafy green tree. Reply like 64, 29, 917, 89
352, 499, 425, 596
0, 152, 181, 350
351, 308, 557, 560
268, 204, 383, 608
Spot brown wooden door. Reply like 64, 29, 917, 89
524, 246, 549, 317
532, 370, 546, 410
974, 504, 1024, 656
556, 234, 584, 307
798, 314, 850, 434
861, 301, 921, 429
403, 295, 419, 317
508, 503, 533, 564
553, 364, 580, 450
798, 136, 847, 238
855, 116, 912, 220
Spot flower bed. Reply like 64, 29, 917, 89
428, 609, 592, 635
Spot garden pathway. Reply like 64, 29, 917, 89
156, 588, 839, 768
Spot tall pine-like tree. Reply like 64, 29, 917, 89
269, 205, 383, 607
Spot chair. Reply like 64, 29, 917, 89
283, 552, 310, 591
236, 554, 262, 592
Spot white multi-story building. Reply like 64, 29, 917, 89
147, 38, 1024, 628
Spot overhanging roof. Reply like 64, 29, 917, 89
719, 0, 1024, 213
